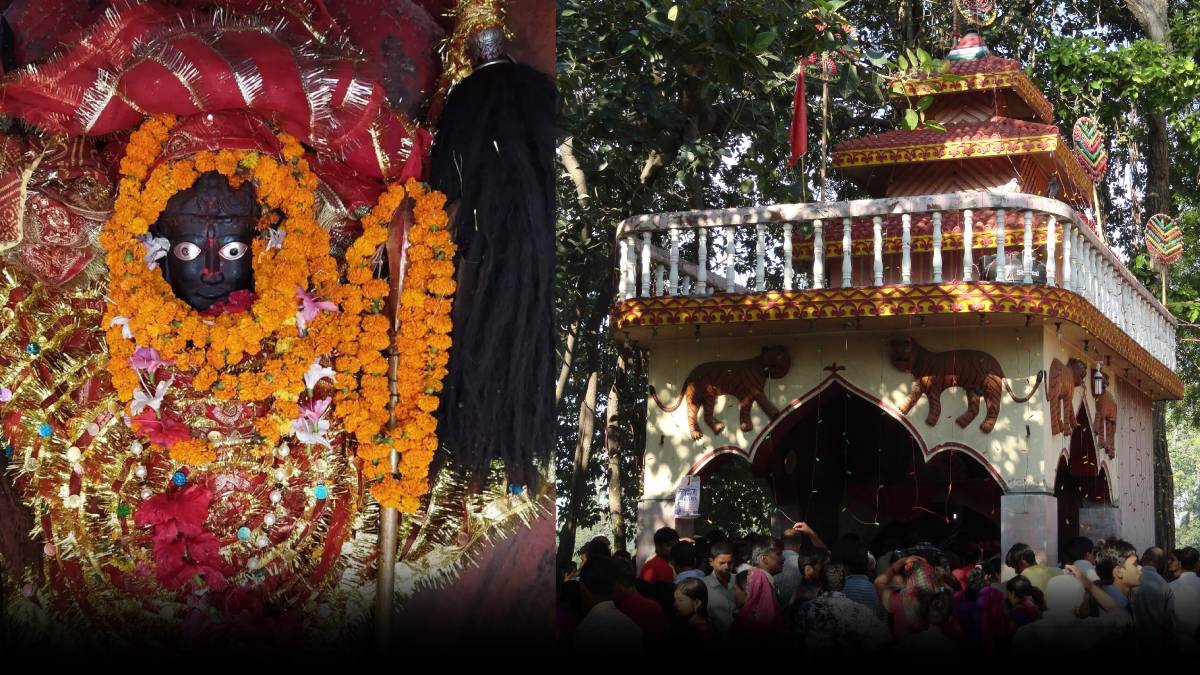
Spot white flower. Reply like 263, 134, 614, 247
291, 397, 332, 448
266, 228, 286, 250
303, 360, 337, 391
139, 234, 171, 270
130, 378, 171, 416
292, 417, 332, 448
109, 316, 133, 340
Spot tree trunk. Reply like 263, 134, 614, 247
556, 310, 581, 405
555, 288, 612, 561
1126, 0, 1174, 549
605, 350, 628, 551
899, 0, 914, 51
557, 363, 599, 562
1153, 401, 1175, 549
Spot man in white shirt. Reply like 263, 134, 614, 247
1013, 566, 1131, 653
573, 556, 643, 653
1171, 547, 1200, 652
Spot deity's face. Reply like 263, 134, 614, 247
155, 172, 258, 311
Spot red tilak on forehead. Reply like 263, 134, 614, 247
204, 223, 217, 275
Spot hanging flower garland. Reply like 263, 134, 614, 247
99, 114, 455, 512
346, 180, 456, 512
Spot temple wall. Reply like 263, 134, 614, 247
1115, 377, 1155, 550
641, 324, 1048, 503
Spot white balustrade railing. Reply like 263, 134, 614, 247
616, 191, 1176, 371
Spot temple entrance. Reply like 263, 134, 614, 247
1055, 406, 1113, 550
750, 382, 1004, 561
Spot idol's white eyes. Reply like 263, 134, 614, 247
173, 242, 202, 261
219, 242, 249, 261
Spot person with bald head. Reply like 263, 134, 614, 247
1134, 546, 1176, 651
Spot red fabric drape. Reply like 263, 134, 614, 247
788, 63, 807, 167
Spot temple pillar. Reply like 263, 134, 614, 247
1079, 503, 1122, 544
1000, 492, 1058, 579
635, 497, 675, 568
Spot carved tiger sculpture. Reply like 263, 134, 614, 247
889, 338, 1043, 433
1047, 357, 1088, 436
1094, 374, 1117, 459
651, 346, 791, 441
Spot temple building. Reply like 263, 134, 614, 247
614, 35, 1178, 570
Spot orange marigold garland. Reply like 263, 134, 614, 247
101, 115, 455, 514
352, 179, 456, 512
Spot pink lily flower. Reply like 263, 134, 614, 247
129, 346, 174, 373
292, 397, 332, 448
295, 287, 338, 332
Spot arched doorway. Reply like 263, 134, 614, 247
689, 451, 774, 538
1056, 406, 1113, 551
749, 381, 1004, 561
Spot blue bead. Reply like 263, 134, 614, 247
3, 444, 12, 458
171, 471, 187, 487
237, 526, 251, 541
508, 483, 525, 496
313, 484, 329, 500
25, 342, 40, 356
37, 423, 52, 438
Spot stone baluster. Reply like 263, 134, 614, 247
697, 227, 708, 295
901, 213, 912, 284
963, 209, 974, 281
722, 226, 734, 294
655, 265, 666, 296
841, 218, 852, 288
873, 216, 883, 286
640, 231, 651, 297
931, 211, 943, 283
995, 208, 1006, 281
1022, 210, 1033, 284
813, 219, 825, 290
1045, 216, 1057, 287
618, 236, 630, 299
783, 222, 793, 291
668, 227, 680, 296
755, 223, 766, 292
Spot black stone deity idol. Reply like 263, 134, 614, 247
153, 171, 259, 311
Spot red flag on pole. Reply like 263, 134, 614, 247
788, 62, 807, 166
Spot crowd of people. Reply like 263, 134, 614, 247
556, 524, 1200, 654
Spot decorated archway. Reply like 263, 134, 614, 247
743, 379, 1005, 559
1055, 406, 1114, 549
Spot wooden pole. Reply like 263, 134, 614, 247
1092, 183, 1104, 243
375, 201, 415, 652
1162, 267, 1168, 306
819, 79, 829, 202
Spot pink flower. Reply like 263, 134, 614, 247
295, 286, 338, 332
292, 397, 332, 448
129, 346, 174, 373
300, 397, 331, 423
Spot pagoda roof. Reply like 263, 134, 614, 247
836, 117, 1056, 151
832, 117, 1094, 201
891, 57, 1055, 124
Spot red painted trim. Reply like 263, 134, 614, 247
686, 445, 750, 477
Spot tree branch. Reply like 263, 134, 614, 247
558, 136, 590, 208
